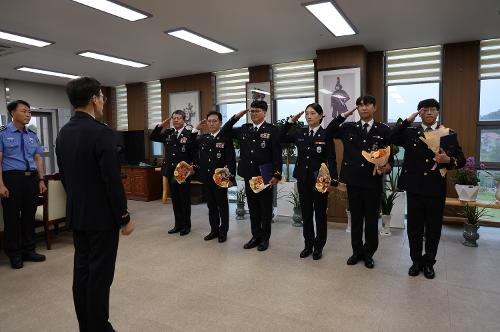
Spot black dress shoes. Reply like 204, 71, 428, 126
9, 256, 23, 269
312, 249, 323, 260
408, 263, 422, 277
300, 247, 313, 258
168, 227, 181, 234
364, 257, 375, 269
218, 234, 227, 243
243, 238, 260, 249
204, 232, 218, 241
423, 265, 435, 279
22, 251, 46, 262
347, 254, 362, 265
257, 240, 269, 251
179, 228, 191, 236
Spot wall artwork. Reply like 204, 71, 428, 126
169, 91, 200, 128
246, 82, 272, 123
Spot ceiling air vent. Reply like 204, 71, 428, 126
0, 43, 28, 58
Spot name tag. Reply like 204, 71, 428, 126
180, 137, 188, 144
216, 142, 225, 148
315, 141, 326, 145
260, 133, 270, 139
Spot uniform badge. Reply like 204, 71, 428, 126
261, 141, 266, 148
260, 133, 270, 139
181, 145, 186, 153
29, 137, 34, 144
317, 146, 322, 153
216, 142, 225, 148
217, 152, 222, 159
180, 137, 188, 144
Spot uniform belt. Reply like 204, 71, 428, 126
3, 170, 37, 176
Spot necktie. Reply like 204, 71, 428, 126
253, 126, 258, 132
362, 123, 369, 135
425, 127, 433, 132
175, 130, 179, 138
309, 129, 314, 137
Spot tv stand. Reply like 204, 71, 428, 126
121, 165, 162, 201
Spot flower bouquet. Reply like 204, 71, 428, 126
315, 163, 331, 193
249, 176, 270, 193
213, 167, 232, 188
419, 125, 450, 177
174, 161, 193, 184
361, 146, 391, 176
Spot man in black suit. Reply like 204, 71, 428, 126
191, 111, 236, 243
390, 99, 465, 279
326, 95, 392, 269
56, 77, 134, 332
220, 100, 282, 251
150, 110, 196, 236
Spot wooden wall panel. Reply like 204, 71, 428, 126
249, 65, 271, 83
126, 82, 146, 131
366, 51, 385, 123
100, 86, 113, 125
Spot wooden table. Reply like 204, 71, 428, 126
445, 198, 500, 209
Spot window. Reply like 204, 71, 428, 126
215, 68, 249, 105
115, 85, 128, 131
272, 60, 315, 100
276, 98, 315, 121
146, 80, 163, 157
478, 170, 500, 221
219, 102, 246, 127
385, 45, 442, 124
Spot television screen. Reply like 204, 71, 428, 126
115, 130, 145, 165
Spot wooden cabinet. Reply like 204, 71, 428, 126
121, 166, 162, 201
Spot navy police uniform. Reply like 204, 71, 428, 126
192, 130, 236, 238
0, 122, 43, 260
390, 120, 465, 267
150, 125, 197, 233
280, 122, 337, 253
56, 111, 130, 332
326, 115, 392, 260
220, 117, 282, 243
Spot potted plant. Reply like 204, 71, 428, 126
452, 157, 482, 201
379, 145, 402, 236
459, 203, 488, 247
235, 186, 246, 220
275, 118, 304, 182
284, 187, 302, 227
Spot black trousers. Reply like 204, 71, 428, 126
347, 184, 381, 259
203, 182, 229, 235
244, 179, 273, 241
297, 181, 328, 250
73, 228, 119, 332
169, 178, 191, 230
406, 192, 445, 266
1, 171, 38, 258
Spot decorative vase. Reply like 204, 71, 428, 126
455, 184, 479, 202
235, 202, 245, 220
462, 223, 480, 247
495, 182, 500, 203
292, 207, 302, 227
380, 215, 392, 236
345, 209, 351, 232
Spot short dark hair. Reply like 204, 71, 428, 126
417, 98, 440, 111
305, 102, 324, 115
206, 111, 222, 121
7, 100, 30, 116
362, 95, 376, 107
66, 77, 101, 109
172, 109, 186, 120
355, 97, 362, 106
250, 100, 268, 111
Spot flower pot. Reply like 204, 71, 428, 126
455, 184, 479, 202
345, 209, 351, 232
462, 223, 480, 247
292, 207, 302, 227
380, 215, 392, 236
235, 202, 245, 220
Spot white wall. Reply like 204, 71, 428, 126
7, 79, 71, 110
0, 79, 6, 117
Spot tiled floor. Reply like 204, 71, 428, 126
1, 200, 500, 332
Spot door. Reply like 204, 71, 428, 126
28, 112, 55, 174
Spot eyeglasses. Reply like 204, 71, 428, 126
98, 94, 107, 103
250, 108, 263, 113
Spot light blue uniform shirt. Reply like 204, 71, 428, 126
0, 122, 43, 171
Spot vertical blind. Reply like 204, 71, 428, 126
115, 85, 128, 131
385, 45, 442, 85
480, 38, 500, 79
215, 68, 249, 104
146, 80, 162, 129
272, 60, 315, 99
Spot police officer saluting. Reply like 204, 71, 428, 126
0, 100, 47, 269
191, 111, 236, 243
220, 100, 282, 252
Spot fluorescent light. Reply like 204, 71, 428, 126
166, 28, 236, 54
70, 0, 151, 21
16, 67, 79, 79
303, 1, 357, 37
77, 51, 149, 68
0, 30, 52, 47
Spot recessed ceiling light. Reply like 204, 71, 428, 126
303, 1, 357, 37
77, 51, 149, 68
16, 67, 79, 79
70, 0, 151, 21
0, 30, 53, 47
166, 28, 236, 54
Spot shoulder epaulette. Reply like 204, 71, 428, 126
27, 127, 37, 134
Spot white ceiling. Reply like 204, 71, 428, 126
0, 0, 499, 86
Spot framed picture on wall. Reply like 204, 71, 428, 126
317, 67, 361, 127
246, 82, 272, 123
169, 91, 200, 128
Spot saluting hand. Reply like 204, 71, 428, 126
407, 109, 424, 123
0, 184, 9, 198
196, 119, 207, 130
121, 221, 135, 236
341, 107, 357, 118
290, 111, 304, 123
234, 109, 248, 120
160, 117, 171, 128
